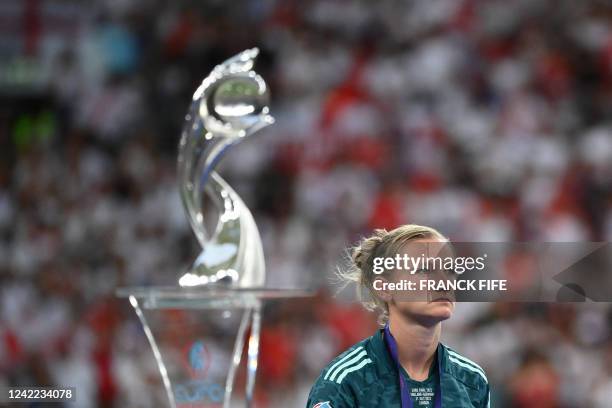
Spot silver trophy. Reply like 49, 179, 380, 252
118, 49, 309, 408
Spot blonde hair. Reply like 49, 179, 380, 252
339, 224, 447, 325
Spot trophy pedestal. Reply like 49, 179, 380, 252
117, 287, 310, 408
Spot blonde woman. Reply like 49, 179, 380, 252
307, 225, 490, 408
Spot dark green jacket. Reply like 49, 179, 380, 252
307, 330, 490, 407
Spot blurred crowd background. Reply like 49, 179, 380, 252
1, 0, 612, 407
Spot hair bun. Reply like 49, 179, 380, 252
352, 229, 386, 270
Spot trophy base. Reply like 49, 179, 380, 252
116, 286, 312, 408
116, 286, 312, 309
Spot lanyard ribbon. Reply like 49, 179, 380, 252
383, 324, 442, 408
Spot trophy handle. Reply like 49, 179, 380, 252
177, 48, 274, 288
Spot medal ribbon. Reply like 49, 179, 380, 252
383, 324, 442, 408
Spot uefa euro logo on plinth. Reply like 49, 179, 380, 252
117, 49, 309, 408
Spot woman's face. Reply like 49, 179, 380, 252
382, 237, 455, 326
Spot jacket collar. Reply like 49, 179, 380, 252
370, 328, 451, 379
